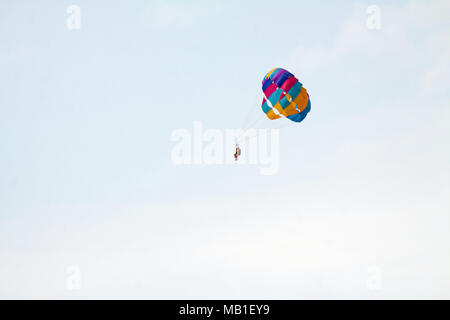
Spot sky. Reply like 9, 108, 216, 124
0, 0, 449, 299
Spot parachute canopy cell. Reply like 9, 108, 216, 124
261, 68, 311, 123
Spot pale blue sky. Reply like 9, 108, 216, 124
1, 0, 449, 298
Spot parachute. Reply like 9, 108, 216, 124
235, 67, 310, 147
261, 68, 311, 123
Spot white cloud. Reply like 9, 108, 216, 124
289, 0, 450, 92
2, 195, 450, 298
405, 0, 450, 26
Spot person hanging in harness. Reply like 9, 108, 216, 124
234, 144, 241, 161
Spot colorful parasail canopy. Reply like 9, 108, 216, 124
261, 68, 311, 122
